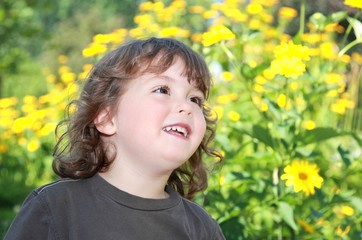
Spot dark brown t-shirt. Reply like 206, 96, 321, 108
4, 174, 225, 240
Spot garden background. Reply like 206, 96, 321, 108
1, 0, 362, 239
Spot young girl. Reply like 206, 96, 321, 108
5, 37, 225, 239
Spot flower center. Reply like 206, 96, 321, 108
298, 172, 308, 180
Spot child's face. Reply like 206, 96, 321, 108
107, 58, 207, 173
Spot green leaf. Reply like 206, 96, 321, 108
350, 196, 362, 214
347, 17, 362, 39
251, 125, 275, 148
309, 12, 327, 31
215, 134, 233, 152
296, 127, 341, 145
240, 62, 269, 79
337, 145, 353, 167
220, 217, 246, 240
277, 201, 298, 231
351, 132, 362, 147
296, 128, 362, 147
330, 11, 348, 23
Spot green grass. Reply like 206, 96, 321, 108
2, 59, 47, 98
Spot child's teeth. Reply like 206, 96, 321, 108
163, 126, 188, 137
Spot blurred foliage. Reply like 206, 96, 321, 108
1, 0, 362, 239
0, 0, 138, 97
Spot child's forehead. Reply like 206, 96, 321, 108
142, 59, 206, 92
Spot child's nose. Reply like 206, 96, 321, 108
175, 100, 192, 115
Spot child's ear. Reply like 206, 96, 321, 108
94, 108, 116, 135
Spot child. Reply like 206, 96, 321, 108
4, 37, 225, 239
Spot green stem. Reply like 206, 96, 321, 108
341, 12, 360, 47
294, 0, 305, 43
338, 38, 362, 57
299, 0, 305, 37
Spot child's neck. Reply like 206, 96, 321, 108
99, 163, 171, 199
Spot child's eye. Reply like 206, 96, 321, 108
190, 96, 204, 107
154, 85, 170, 95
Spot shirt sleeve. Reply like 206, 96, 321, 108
212, 220, 226, 240
3, 190, 56, 240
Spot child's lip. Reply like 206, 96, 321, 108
162, 123, 191, 138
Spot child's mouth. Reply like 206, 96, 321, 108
162, 124, 190, 138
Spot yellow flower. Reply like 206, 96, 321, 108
189, 5, 205, 14
223, 8, 247, 22
207, 105, 223, 120
221, 71, 234, 82
253, 84, 266, 93
325, 23, 345, 33
324, 73, 344, 85
139, 2, 154, 11
46, 74, 57, 83
281, 160, 323, 196
214, 106, 224, 120
152, 1, 164, 11
344, 0, 362, 9
252, 96, 268, 112
58, 66, 71, 75
134, 14, 153, 27
216, 93, 238, 104
219, 175, 225, 185
263, 68, 277, 80
203, 10, 219, 19
246, 3, 263, 15
319, 42, 338, 60
13, 117, 32, 133
202, 25, 235, 47
336, 225, 351, 237
191, 33, 203, 43
302, 120, 316, 130
352, 52, 362, 64
333, 205, 355, 216
277, 94, 291, 110
160, 27, 189, 38
301, 33, 325, 44
270, 41, 310, 78
0, 143, 8, 153
340, 54, 351, 63
228, 111, 240, 122
171, 0, 186, 9
38, 122, 57, 137
289, 82, 299, 91
129, 27, 145, 38
278, 7, 297, 20
260, 101, 268, 112
0, 97, 18, 108
23, 95, 37, 104
298, 220, 314, 233
57, 55, 68, 64
274, 40, 310, 61
27, 139, 40, 152
78, 64, 93, 80
82, 43, 107, 58
331, 98, 355, 115
248, 19, 262, 30
61, 72, 76, 84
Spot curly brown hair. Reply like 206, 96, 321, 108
53, 37, 223, 199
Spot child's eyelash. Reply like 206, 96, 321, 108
154, 85, 170, 95
153, 85, 204, 107
190, 96, 204, 107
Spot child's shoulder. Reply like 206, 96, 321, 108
177, 196, 223, 238
179, 196, 216, 223
34, 178, 83, 195
29, 176, 97, 203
